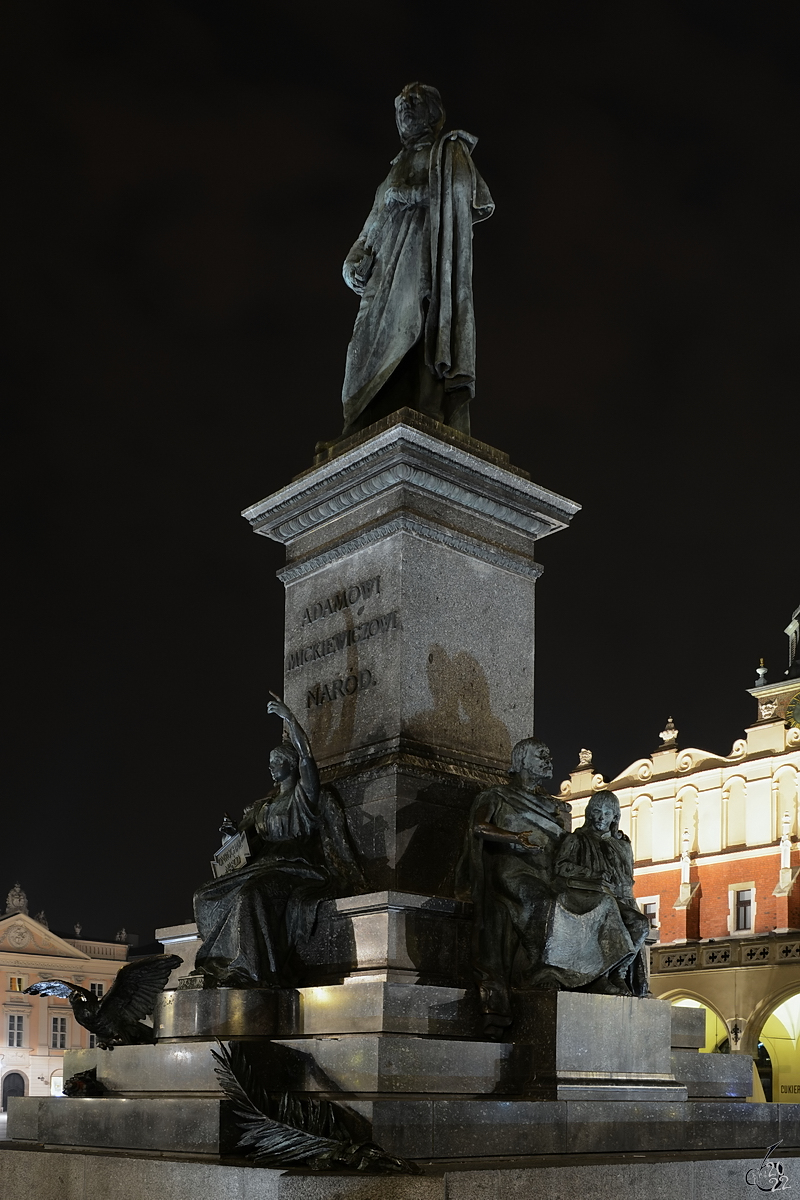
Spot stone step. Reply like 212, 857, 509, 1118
9, 1094, 799, 1160
671, 1048, 754, 1099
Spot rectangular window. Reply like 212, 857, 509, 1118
736, 889, 752, 931
90, 982, 104, 998
51, 1016, 67, 1049
8, 1015, 23, 1047
88, 1034, 96, 1049
9, 977, 24, 992
638, 895, 660, 936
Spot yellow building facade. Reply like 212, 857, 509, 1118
0, 887, 128, 1109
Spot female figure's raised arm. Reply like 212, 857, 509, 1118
267, 699, 320, 808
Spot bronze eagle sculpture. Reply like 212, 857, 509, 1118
25, 953, 182, 1050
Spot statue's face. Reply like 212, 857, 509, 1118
520, 743, 553, 781
269, 747, 295, 783
587, 796, 616, 833
395, 89, 436, 143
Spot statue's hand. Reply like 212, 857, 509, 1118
516, 831, 544, 852
219, 814, 238, 839
267, 699, 292, 723
343, 249, 374, 296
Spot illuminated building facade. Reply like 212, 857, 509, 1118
560, 607, 800, 1101
0, 886, 129, 1109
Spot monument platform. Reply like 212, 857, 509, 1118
8, 997, 764, 1161
3, 1143, 800, 1200
8, 419, 795, 1191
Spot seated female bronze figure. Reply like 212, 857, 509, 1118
192, 700, 364, 988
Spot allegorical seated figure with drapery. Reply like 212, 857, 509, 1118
538, 789, 649, 997
335, 82, 494, 443
192, 700, 365, 988
461, 749, 650, 1035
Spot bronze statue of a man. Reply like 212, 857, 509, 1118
339, 82, 494, 440
460, 748, 650, 1036
457, 739, 571, 1038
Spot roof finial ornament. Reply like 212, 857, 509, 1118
5, 882, 28, 915
577, 748, 593, 769
754, 658, 768, 688
658, 716, 678, 748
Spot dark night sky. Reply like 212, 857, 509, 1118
3, 1, 798, 942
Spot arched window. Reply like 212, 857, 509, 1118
724, 775, 747, 848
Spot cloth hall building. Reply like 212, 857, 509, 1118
560, 608, 800, 1102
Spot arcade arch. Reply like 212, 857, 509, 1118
744, 986, 800, 1103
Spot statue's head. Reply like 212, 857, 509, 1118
510, 738, 553, 783
395, 82, 445, 145
269, 740, 299, 783
584, 789, 621, 836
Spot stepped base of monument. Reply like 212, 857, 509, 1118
5, 994, 760, 1163
9, 1094, 792, 1159
3, 1138, 800, 1200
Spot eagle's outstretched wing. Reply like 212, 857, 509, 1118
100, 954, 182, 1026
25, 980, 92, 1003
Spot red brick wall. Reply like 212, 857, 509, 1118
634, 850, 800, 942
633, 870, 683, 943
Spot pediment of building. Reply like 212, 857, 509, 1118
0, 913, 90, 959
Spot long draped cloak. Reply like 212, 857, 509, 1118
541, 826, 649, 994
193, 783, 364, 987
456, 783, 568, 1021
341, 130, 494, 430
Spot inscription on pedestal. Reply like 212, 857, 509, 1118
301, 575, 382, 625
286, 610, 400, 673
306, 669, 376, 708
287, 571, 398, 713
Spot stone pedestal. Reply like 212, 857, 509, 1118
242, 411, 580, 894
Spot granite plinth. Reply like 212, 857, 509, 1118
296, 979, 480, 1037
7, 1096, 236, 1155
63, 1043, 229, 1095
10, 1094, 800, 1160
6, 1145, 800, 1200
297, 891, 473, 987
156, 975, 480, 1042
510, 992, 685, 1100
63, 1036, 531, 1097
155, 986, 297, 1041
671, 1049, 754, 1099
670, 1005, 707, 1049
242, 420, 579, 895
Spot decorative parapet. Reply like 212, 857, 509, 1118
652, 935, 800, 973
